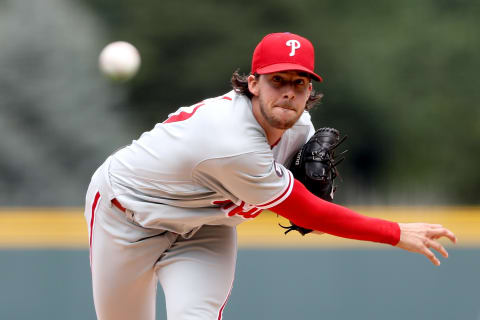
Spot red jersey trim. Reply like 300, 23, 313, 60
217, 288, 231, 320
163, 95, 232, 124
217, 251, 235, 320
163, 104, 205, 123
256, 170, 293, 209
89, 191, 101, 266
270, 137, 281, 149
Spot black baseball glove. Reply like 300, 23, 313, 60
279, 127, 347, 236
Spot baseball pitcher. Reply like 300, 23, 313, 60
84, 32, 457, 320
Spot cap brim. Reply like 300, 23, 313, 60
255, 63, 323, 82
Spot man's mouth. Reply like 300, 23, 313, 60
275, 104, 295, 111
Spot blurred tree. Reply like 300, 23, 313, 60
1, 0, 478, 205
83, 0, 480, 204
0, 0, 137, 205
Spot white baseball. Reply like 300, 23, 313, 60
99, 41, 141, 81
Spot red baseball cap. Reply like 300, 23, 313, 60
251, 32, 323, 82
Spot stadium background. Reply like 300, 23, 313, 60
0, 0, 479, 319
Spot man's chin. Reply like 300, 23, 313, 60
268, 117, 298, 130
259, 102, 302, 130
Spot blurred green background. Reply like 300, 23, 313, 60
0, 1, 479, 319
1, 0, 479, 206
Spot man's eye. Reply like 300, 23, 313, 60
294, 79, 306, 86
272, 76, 282, 82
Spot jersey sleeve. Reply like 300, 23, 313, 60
270, 179, 401, 245
192, 151, 293, 209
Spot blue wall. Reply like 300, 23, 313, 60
0, 249, 478, 319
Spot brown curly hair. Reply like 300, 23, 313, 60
230, 70, 323, 111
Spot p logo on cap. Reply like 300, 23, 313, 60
286, 39, 301, 56
251, 32, 323, 82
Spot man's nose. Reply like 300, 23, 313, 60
283, 83, 295, 100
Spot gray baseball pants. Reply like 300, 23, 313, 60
84, 183, 237, 320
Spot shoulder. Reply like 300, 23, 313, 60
199, 90, 251, 117
175, 91, 251, 125
178, 91, 270, 159
163, 91, 235, 124
196, 91, 266, 144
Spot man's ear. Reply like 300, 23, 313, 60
247, 75, 260, 97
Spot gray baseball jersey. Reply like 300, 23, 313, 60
99, 90, 314, 236
85, 90, 314, 320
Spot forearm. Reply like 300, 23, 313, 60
270, 179, 401, 245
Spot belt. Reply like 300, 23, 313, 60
111, 198, 126, 213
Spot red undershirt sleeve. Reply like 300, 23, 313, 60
269, 179, 401, 246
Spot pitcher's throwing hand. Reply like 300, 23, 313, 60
396, 223, 457, 266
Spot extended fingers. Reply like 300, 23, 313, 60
423, 228, 453, 265
426, 239, 448, 258
397, 222, 456, 266
423, 246, 440, 266
428, 227, 457, 244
